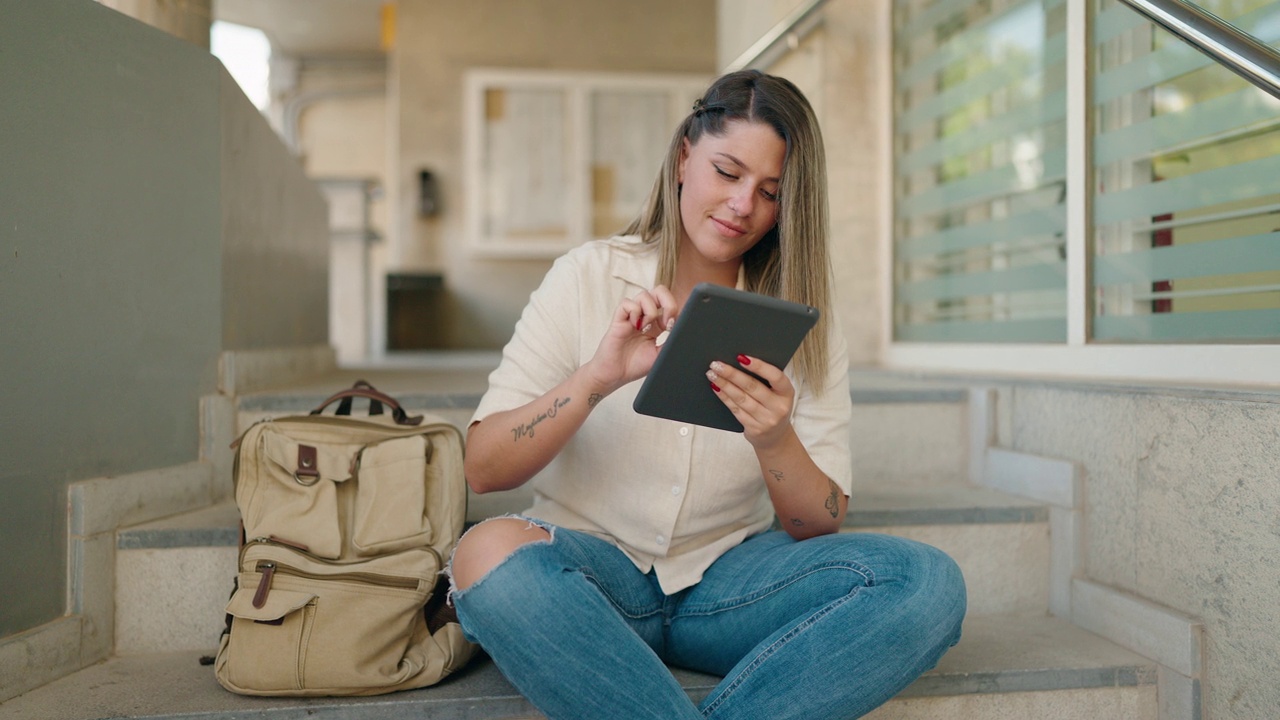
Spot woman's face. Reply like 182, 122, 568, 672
677, 119, 785, 268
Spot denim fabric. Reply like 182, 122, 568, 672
451, 521, 966, 720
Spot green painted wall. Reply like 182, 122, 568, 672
0, 0, 223, 636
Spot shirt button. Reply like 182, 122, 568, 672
656, 535, 666, 545
671, 486, 681, 495
679, 427, 690, 437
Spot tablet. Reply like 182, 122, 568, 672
632, 283, 819, 432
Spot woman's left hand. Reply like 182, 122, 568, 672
707, 355, 795, 449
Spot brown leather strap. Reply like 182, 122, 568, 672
336, 380, 384, 417
296, 445, 320, 481
310, 382, 423, 426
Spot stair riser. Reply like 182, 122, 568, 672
115, 548, 238, 655
113, 519, 1049, 658
342, 686, 1157, 720
849, 403, 969, 488
867, 686, 1157, 720
843, 522, 1050, 616
235, 400, 970, 489
2, 613, 1159, 720
496, 687, 1158, 720
0, 686, 1157, 720
233, 404, 971, 516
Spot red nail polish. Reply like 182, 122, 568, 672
636, 317, 643, 330
737, 354, 751, 366
710, 382, 721, 393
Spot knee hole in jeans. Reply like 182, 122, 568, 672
449, 517, 552, 594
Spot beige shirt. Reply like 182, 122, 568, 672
471, 235, 852, 594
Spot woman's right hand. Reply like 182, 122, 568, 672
584, 285, 679, 395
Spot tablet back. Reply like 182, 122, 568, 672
632, 283, 819, 432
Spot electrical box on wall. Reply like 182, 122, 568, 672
418, 169, 439, 217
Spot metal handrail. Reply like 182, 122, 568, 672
722, 0, 829, 73
1120, 0, 1280, 100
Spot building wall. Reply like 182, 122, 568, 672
0, 0, 222, 637
716, 0, 890, 366
287, 60, 390, 363
717, 0, 796, 70
388, 0, 718, 348
994, 383, 1280, 718
286, 57, 388, 229
220, 68, 330, 351
0, 0, 327, 639
97, 0, 212, 49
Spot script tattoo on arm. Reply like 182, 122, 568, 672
769, 469, 785, 483
511, 396, 571, 442
587, 393, 603, 408
824, 479, 840, 519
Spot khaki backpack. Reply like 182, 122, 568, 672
214, 382, 478, 696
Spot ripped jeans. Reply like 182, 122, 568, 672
450, 520, 966, 720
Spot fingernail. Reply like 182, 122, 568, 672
636, 317, 643, 330
642, 323, 652, 333
737, 354, 751, 366
710, 382, 721, 393
667, 317, 675, 329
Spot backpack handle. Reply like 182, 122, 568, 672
310, 381, 424, 426
334, 380, 383, 417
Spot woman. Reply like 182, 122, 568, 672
449, 70, 965, 720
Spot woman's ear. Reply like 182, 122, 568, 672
677, 137, 691, 185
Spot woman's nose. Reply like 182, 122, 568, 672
729, 189, 754, 216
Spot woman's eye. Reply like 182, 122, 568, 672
761, 188, 779, 202
714, 165, 737, 180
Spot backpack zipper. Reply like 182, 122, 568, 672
241, 536, 443, 568
244, 537, 435, 608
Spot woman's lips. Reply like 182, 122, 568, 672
712, 217, 747, 237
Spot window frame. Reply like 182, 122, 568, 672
463, 68, 708, 259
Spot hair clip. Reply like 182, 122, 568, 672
692, 98, 723, 117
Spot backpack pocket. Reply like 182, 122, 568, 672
218, 586, 318, 692
351, 434, 432, 556
216, 545, 436, 695
246, 430, 361, 559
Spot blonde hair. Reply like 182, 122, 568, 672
624, 70, 833, 391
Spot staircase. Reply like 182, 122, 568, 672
0, 360, 1159, 720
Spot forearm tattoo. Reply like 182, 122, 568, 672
511, 396, 571, 441
769, 469, 785, 483
587, 393, 603, 408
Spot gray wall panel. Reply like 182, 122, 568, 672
1, 0, 220, 636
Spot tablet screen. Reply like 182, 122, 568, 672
632, 283, 818, 432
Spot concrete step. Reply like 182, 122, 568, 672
111, 482, 1048, 655
232, 363, 974, 488
114, 504, 240, 655
846, 375, 971, 489
233, 359, 499, 436
226, 364, 977, 534
841, 483, 1050, 616
0, 614, 1156, 720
